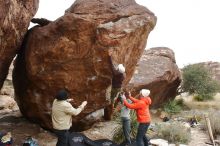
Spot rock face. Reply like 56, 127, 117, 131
128, 47, 181, 108
0, 0, 39, 89
13, 0, 156, 131
196, 61, 220, 82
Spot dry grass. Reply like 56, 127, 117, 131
177, 93, 220, 110
154, 122, 191, 144
201, 111, 220, 138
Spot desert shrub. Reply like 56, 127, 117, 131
155, 122, 191, 144
186, 114, 203, 123
113, 110, 138, 143
194, 95, 204, 101
201, 111, 220, 137
163, 100, 182, 114
175, 98, 184, 106
181, 64, 220, 101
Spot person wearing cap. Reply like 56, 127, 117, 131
122, 89, 151, 146
111, 63, 125, 104
104, 57, 126, 120
52, 89, 87, 146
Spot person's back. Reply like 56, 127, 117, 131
112, 72, 125, 88
116, 92, 132, 145
104, 62, 126, 120
120, 99, 131, 119
52, 99, 73, 130
134, 97, 151, 123
51, 89, 87, 146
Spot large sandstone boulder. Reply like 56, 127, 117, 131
128, 47, 181, 108
13, 0, 156, 131
0, 0, 39, 89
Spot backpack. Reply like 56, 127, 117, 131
68, 132, 92, 146
23, 137, 38, 146
0, 132, 13, 146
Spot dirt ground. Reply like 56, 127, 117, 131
0, 109, 218, 146
0, 111, 120, 146
188, 128, 210, 146
0, 111, 56, 146
178, 93, 220, 146
0, 76, 220, 146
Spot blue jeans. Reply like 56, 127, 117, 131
121, 117, 131, 144
54, 129, 69, 146
136, 123, 150, 146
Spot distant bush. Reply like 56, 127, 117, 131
163, 100, 182, 114
113, 110, 138, 143
154, 122, 191, 144
181, 64, 220, 101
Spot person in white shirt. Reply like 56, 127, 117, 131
52, 89, 87, 146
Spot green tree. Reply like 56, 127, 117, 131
182, 64, 220, 101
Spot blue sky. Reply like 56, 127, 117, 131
33, 0, 220, 68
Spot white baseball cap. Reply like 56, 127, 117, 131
117, 64, 125, 73
140, 89, 150, 97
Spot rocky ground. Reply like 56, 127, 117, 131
0, 110, 119, 145
0, 74, 220, 145
0, 109, 216, 146
0, 112, 56, 146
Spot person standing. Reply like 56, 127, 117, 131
122, 89, 151, 146
115, 91, 132, 145
52, 89, 87, 146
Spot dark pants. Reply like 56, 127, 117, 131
136, 123, 150, 146
121, 117, 131, 144
54, 129, 69, 146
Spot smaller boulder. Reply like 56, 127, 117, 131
127, 47, 181, 108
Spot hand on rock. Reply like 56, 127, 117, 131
81, 101, 87, 107
122, 95, 126, 101
128, 91, 131, 97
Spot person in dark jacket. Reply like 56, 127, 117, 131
111, 63, 125, 102
104, 58, 126, 120
123, 89, 151, 146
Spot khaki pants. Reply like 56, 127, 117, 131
104, 88, 121, 120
